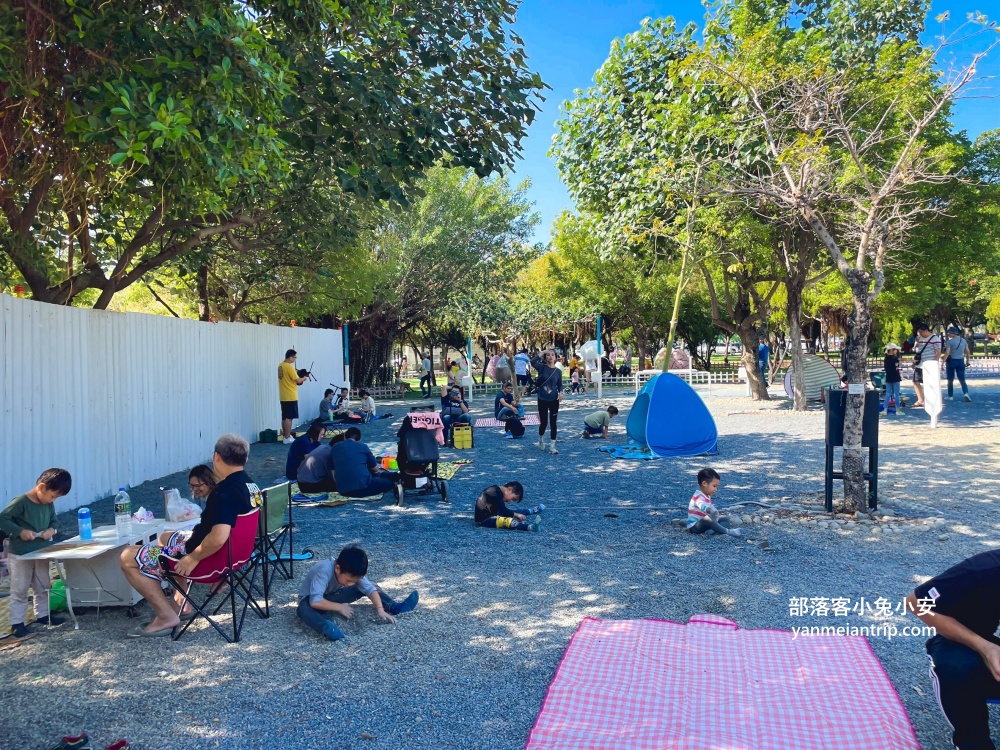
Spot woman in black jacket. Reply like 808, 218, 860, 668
530, 349, 565, 454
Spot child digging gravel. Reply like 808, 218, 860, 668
687, 468, 742, 538
474, 481, 543, 532
297, 546, 418, 642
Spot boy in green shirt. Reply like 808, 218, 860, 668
0, 468, 72, 637
581, 406, 619, 439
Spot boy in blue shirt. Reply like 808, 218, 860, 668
297, 546, 419, 641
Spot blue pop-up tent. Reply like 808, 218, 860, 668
626, 372, 718, 456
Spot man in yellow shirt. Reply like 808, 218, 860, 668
279, 349, 308, 444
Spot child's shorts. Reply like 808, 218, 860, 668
583, 423, 603, 435
134, 530, 193, 581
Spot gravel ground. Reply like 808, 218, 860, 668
3, 379, 1000, 750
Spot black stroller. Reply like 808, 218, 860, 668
394, 410, 449, 506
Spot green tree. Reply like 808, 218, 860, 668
0, 1, 545, 307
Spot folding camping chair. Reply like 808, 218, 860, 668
258, 482, 293, 606
161, 508, 265, 643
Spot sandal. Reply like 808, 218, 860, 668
126, 624, 174, 638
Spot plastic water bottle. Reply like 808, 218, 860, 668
114, 488, 132, 539
527, 503, 546, 515
77, 507, 93, 540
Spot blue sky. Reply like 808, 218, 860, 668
509, 0, 1000, 244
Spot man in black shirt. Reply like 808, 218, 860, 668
907, 551, 1000, 749
120, 434, 259, 637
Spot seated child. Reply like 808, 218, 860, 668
687, 468, 741, 537
0, 468, 72, 637
357, 389, 377, 423
319, 388, 335, 420
581, 406, 619, 439
296, 546, 419, 641
474, 481, 543, 532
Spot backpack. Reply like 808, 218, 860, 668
505, 416, 525, 438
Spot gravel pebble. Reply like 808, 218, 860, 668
1, 380, 998, 749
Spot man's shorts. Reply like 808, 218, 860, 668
516, 374, 529, 386
912, 368, 924, 384
281, 400, 299, 420
134, 530, 193, 581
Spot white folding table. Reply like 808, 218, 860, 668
19, 518, 196, 629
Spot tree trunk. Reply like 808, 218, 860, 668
841, 276, 874, 513
786, 279, 807, 411
197, 265, 211, 321
737, 327, 770, 400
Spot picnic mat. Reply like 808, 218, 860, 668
290, 459, 470, 507
322, 413, 394, 425
525, 614, 919, 750
474, 415, 541, 428
597, 440, 657, 460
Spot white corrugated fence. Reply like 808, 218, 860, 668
0, 294, 343, 513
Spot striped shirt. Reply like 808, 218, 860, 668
687, 491, 714, 528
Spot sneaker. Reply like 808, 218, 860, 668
104, 741, 131, 750
45, 614, 66, 627
323, 623, 346, 641
11, 623, 29, 639
548, 440, 559, 454
948, 394, 954, 400
282, 437, 295, 445
965, 394, 973, 402
529, 518, 542, 532
389, 591, 419, 615
49, 735, 89, 750
728, 528, 743, 537
582, 431, 591, 439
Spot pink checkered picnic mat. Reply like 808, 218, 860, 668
525, 615, 919, 750
474, 415, 540, 428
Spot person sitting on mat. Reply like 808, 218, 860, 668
319, 389, 336, 421
687, 468, 741, 538
119, 434, 259, 637
331, 387, 351, 417
581, 406, 619, 439
285, 420, 327, 482
495, 381, 524, 421
297, 545, 419, 642
296, 433, 345, 494
357, 389, 377, 423
331, 427, 398, 499
474, 481, 541, 532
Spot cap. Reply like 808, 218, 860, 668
947, 326, 961, 335
884, 342, 900, 352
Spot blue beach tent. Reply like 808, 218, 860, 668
625, 373, 718, 456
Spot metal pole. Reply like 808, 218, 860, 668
343, 322, 350, 393
596, 315, 603, 399
466, 335, 474, 402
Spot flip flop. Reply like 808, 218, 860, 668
126, 625, 175, 638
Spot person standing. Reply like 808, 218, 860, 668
531, 349, 564, 454
944, 326, 973, 402
911, 323, 942, 408
419, 352, 432, 398
279, 349, 308, 444
757, 340, 771, 386
883, 343, 902, 413
513, 348, 531, 399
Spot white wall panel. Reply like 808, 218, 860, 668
0, 294, 342, 514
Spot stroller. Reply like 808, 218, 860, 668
393, 410, 449, 507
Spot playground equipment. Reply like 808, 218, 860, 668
625, 372, 718, 456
